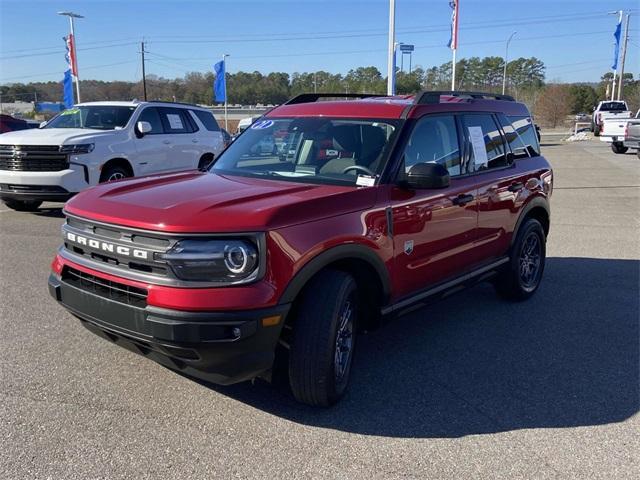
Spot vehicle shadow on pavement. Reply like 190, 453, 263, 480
201, 257, 639, 438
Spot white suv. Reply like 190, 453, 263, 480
0, 101, 224, 211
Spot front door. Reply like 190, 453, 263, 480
389, 113, 480, 299
134, 106, 171, 175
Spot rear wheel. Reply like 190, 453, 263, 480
611, 142, 628, 154
593, 124, 600, 137
289, 269, 358, 407
2, 199, 42, 212
494, 218, 546, 301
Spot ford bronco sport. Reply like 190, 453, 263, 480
49, 91, 552, 407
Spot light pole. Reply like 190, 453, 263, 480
58, 11, 84, 104
502, 31, 517, 95
387, 0, 396, 95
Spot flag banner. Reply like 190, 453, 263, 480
64, 34, 78, 76
447, 1, 459, 50
63, 69, 74, 108
611, 19, 622, 70
213, 60, 226, 103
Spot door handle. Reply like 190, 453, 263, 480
163, 140, 171, 145
192, 139, 199, 143
508, 182, 524, 192
453, 193, 474, 206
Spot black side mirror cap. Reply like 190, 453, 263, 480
405, 162, 450, 189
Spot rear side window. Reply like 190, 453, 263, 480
191, 110, 220, 131
159, 108, 196, 134
403, 114, 462, 176
137, 107, 164, 134
497, 113, 529, 159
508, 115, 540, 156
461, 114, 507, 171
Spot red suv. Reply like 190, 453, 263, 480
49, 91, 552, 406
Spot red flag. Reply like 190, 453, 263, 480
448, 1, 460, 50
66, 34, 78, 77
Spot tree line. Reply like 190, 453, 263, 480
1, 56, 638, 128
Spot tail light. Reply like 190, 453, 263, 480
624, 123, 629, 139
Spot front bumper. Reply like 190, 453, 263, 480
0, 166, 87, 201
48, 273, 290, 385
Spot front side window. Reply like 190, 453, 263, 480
137, 107, 164, 134
462, 114, 507, 171
212, 117, 398, 186
402, 115, 461, 176
45, 106, 136, 130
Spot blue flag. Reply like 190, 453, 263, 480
612, 20, 622, 70
213, 60, 226, 103
62, 69, 74, 109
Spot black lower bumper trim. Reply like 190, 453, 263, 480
48, 274, 290, 385
1, 184, 73, 202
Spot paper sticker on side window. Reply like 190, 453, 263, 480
467, 126, 488, 167
167, 114, 183, 130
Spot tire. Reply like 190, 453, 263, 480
2, 199, 42, 212
289, 269, 358, 407
611, 142, 628, 154
198, 154, 214, 170
99, 165, 131, 183
494, 218, 546, 301
637, 150, 640, 160
593, 124, 600, 137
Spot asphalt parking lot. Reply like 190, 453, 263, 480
0, 140, 638, 479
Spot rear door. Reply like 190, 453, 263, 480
471, 113, 539, 259
389, 113, 480, 298
190, 109, 224, 157
158, 107, 201, 171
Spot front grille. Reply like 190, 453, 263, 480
0, 145, 69, 172
63, 216, 173, 279
62, 267, 148, 308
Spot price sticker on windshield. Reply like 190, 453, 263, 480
356, 175, 376, 187
61, 108, 79, 116
251, 120, 274, 130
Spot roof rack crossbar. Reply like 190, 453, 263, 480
284, 93, 387, 105
415, 91, 515, 104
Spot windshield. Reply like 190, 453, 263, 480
600, 102, 627, 112
45, 106, 136, 130
212, 117, 398, 186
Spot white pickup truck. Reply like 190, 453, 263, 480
0, 101, 225, 211
600, 109, 640, 154
592, 100, 632, 137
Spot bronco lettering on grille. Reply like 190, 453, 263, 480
66, 232, 149, 260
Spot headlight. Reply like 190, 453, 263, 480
159, 239, 259, 283
60, 143, 94, 154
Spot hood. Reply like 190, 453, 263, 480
64, 171, 377, 233
0, 128, 118, 145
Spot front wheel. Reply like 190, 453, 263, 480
2, 199, 42, 211
289, 269, 358, 407
99, 165, 131, 183
494, 218, 546, 301
611, 142, 628, 154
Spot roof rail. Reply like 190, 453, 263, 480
284, 93, 387, 105
415, 91, 515, 104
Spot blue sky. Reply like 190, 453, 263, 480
0, 0, 638, 84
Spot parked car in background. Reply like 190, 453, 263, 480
592, 100, 632, 136
600, 109, 640, 154
623, 115, 640, 159
0, 101, 225, 211
0, 114, 38, 133
49, 90, 552, 407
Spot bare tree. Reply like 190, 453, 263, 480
534, 84, 571, 129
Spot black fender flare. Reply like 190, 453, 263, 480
510, 195, 550, 247
278, 244, 391, 305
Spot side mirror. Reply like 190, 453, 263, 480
405, 162, 450, 189
136, 121, 152, 137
